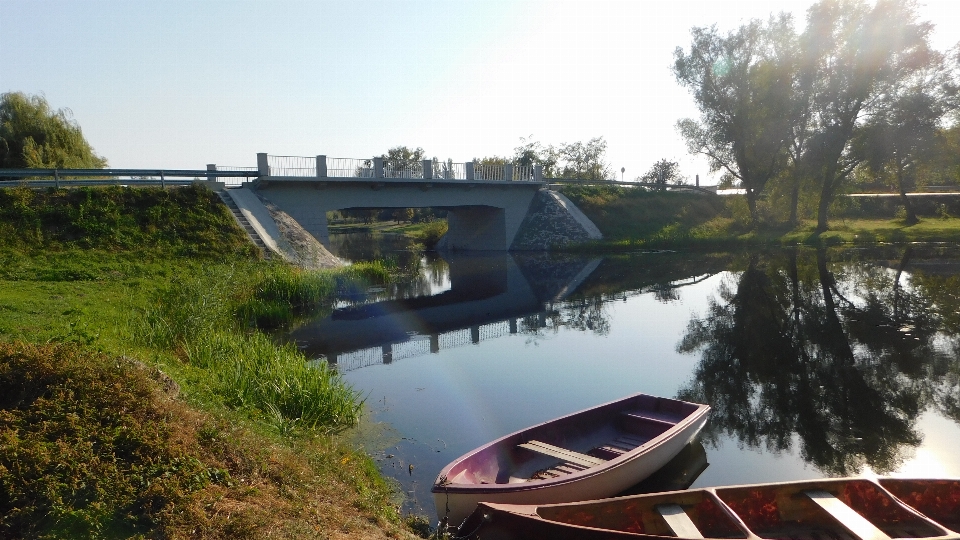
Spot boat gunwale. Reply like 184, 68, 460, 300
431, 393, 711, 495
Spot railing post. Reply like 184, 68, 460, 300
534, 165, 543, 183
316, 155, 327, 178
504, 164, 514, 182
206, 164, 216, 183
54, 169, 60, 189
422, 159, 432, 180
373, 157, 384, 178
257, 153, 270, 177
465, 161, 475, 181
160, 171, 166, 188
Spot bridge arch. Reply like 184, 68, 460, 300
255, 178, 542, 251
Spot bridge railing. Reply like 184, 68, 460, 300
263, 154, 545, 182
266, 155, 316, 177
474, 163, 505, 181
214, 165, 258, 186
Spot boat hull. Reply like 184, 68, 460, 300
432, 393, 710, 525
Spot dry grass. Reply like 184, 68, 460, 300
0, 341, 416, 540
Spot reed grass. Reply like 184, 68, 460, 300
134, 261, 393, 434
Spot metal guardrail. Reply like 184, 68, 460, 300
0, 168, 259, 188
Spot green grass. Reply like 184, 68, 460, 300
560, 185, 960, 250
0, 186, 420, 539
0, 185, 257, 257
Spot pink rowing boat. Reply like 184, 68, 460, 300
431, 393, 710, 526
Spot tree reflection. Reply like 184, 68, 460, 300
675, 247, 960, 475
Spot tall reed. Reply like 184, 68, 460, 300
134, 263, 379, 433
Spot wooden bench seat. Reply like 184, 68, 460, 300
518, 440, 606, 468
803, 490, 891, 540
620, 410, 678, 428
656, 504, 705, 539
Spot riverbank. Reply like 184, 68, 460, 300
559, 185, 960, 249
0, 186, 424, 538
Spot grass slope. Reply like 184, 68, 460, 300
560, 185, 960, 248
0, 186, 419, 539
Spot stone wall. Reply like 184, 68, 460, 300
509, 189, 602, 250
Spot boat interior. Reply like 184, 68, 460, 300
716, 480, 954, 540
536, 489, 748, 538
522, 479, 958, 540
878, 479, 960, 533
444, 395, 701, 486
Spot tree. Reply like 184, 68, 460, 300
639, 159, 684, 190
675, 15, 798, 227
799, 0, 934, 232
513, 136, 559, 177
381, 146, 425, 176
855, 52, 958, 224
0, 92, 107, 169
555, 137, 612, 181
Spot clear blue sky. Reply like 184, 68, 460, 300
2, 0, 957, 183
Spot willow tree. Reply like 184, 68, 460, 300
0, 92, 107, 169
799, 0, 934, 232
674, 15, 798, 227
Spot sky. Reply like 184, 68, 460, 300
2, 0, 959, 184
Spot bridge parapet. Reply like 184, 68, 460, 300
258, 153, 543, 183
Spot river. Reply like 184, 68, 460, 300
289, 233, 960, 521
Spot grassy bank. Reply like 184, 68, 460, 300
0, 186, 421, 539
328, 220, 448, 250
560, 185, 960, 249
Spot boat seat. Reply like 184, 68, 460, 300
656, 504, 704, 539
620, 410, 677, 428
518, 440, 606, 468
803, 490, 892, 540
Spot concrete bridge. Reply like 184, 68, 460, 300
252, 153, 576, 251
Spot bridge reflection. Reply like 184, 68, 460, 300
288, 253, 601, 370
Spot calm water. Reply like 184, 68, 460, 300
293, 235, 960, 519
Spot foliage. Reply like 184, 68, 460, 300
674, 14, 798, 226
410, 220, 448, 249
0, 185, 257, 257
674, 0, 958, 232
0, 92, 107, 169
798, 0, 936, 232
855, 51, 959, 224
639, 158, 685, 188
514, 136, 559, 176
554, 137, 613, 181
381, 145, 425, 172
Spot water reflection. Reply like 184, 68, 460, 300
297, 242, 960, 518
289, 253, 605, 369
677, 247, 960, 476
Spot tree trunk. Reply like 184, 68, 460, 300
789, 174, 800, 226
896, 165, 918, 225
816, 182, 832, 233
747, 191, 760, 229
